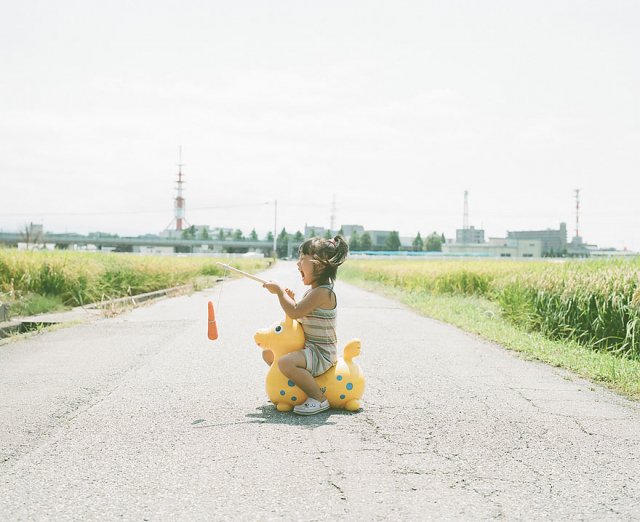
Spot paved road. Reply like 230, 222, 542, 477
1, 262, 639, 520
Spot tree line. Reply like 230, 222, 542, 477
180, 225, 446, 257
277, 228, 445, 257
347, 230, 445, 252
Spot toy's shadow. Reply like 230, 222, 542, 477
245, 403, 359, 427
190, 404, 361, 430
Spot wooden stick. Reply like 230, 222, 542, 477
216, 262, 268, 284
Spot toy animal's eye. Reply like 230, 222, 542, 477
274, 325, 283, 334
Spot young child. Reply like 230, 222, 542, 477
263, 235, 349, 415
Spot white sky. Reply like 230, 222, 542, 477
1, 0, 639, 250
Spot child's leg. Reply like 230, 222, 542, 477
262, 350, 274, 366
278, 352, 326, 402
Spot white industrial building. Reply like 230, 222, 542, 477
443, 238, 542, 258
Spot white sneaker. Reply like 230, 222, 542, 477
293, 398, 330, 416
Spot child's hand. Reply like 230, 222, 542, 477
284, 288, 295, 300
263, 281, 283, 295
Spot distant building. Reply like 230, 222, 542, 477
341, 224, 365, 240
400, 236, 415, 249
162, 226, 231, 240
507, 223, 567, 256
367, 230, 393, 249
565, 236, 598, 257
304, 225, 326, 238
590, 248, 638, 258
456, 226, 485, 244
443, 238, 542, 258
211, 227, 233, 238
28, 223, 44, 237
134, 246, 175, 255
160, 229, 182, 239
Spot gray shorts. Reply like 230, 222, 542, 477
302, 345, 336, 377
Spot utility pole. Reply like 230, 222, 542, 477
330, 193, 336, 233
273, 199, 278, 260
574, 188, 580, 239
463, 190, 469, 230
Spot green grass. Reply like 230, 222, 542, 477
0, 248, 270, 319
342, 258, 640, 358
9, 293, 67, 317
342, 262, 640, 401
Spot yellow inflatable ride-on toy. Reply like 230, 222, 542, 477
254, 315, 365, 412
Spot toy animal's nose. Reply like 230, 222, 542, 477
254, 332, 266, 348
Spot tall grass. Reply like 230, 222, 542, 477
494, 261, 640, 356
0, 249, 269, 314
342, 258, 640, 358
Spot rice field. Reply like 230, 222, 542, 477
341, 257, 640, 359
0, 249, 270, 317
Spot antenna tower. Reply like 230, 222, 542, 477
166, 146, 189, 232
574, 188, 580, 239
463, 190, 469, 229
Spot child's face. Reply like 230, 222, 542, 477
297, 254, 316, 285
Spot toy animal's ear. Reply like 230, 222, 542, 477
284, 315, 293, 328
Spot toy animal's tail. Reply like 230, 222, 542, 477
342, 339, 361, 362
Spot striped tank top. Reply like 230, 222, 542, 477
299, 284, 338, 374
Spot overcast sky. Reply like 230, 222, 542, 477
2, 0, 638, 250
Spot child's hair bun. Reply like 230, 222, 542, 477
298, 234, 349, 284
329, 235, 349, 266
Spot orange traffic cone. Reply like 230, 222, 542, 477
207, 301, 218, 340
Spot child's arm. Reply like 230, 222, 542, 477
263, 282, 326, 319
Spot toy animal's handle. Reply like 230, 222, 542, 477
216, 262, 267, 284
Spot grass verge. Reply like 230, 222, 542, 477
0, 249, 271, 320
343, 276, 640, 401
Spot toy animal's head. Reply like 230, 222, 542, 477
254, 315, 305, 358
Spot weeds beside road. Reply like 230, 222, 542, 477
341, 257, 640, 400
0, 248, 270, 318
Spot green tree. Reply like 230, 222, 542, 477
181, 225, 196, 240
412, 232, 424, 251
324, 229, 332, 239
360, 232, 372, 251
249, 229, 258, 240
218, 229, 225, 240
385, 231, 401, 251
200, 227, 210, 240
426, 231, 443, 252
349, 231, 361, 251
265, 231, 274, 242
291, 230, 304, 255
232, 229, 244, 240
276, 227, 290, 258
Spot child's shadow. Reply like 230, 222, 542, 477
245, 403, 357, 428
190, 404, 360, 430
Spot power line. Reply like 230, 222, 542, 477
0, 202, 269, 217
